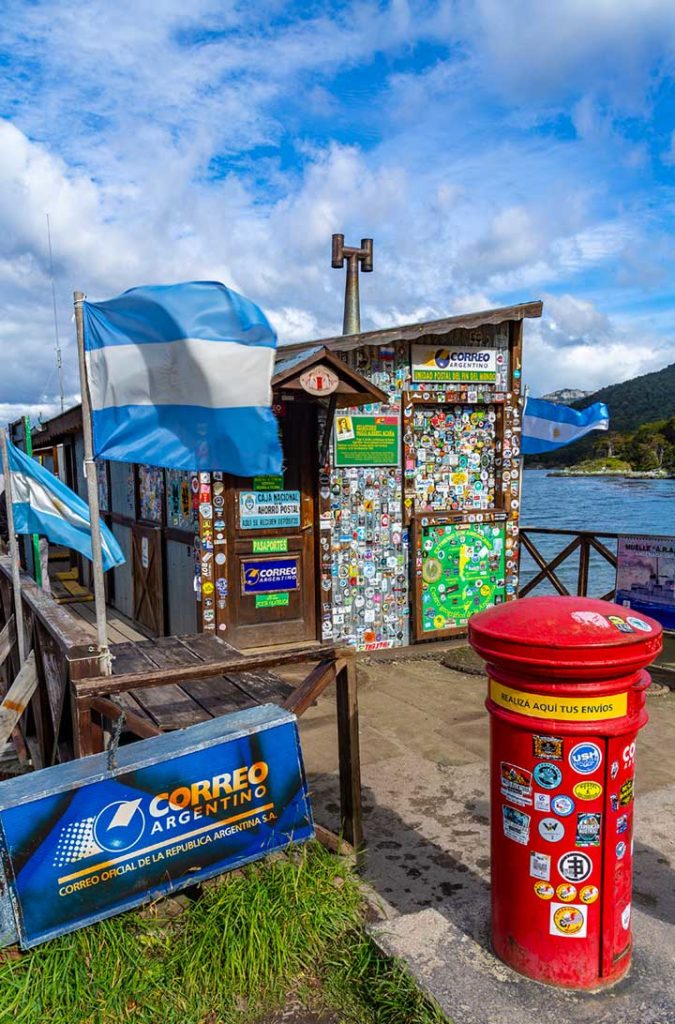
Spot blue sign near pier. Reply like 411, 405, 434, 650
0, 706, 313, 948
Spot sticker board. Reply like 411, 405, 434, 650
412, 404, 497, 512
0, 707, 313, 948
615, 534, 675, 630
420, 521, 506, 633
334, 415, 400, 467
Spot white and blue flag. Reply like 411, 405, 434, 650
522, 397, 609, 454
6, 440, 125, 572
82, 281, 282, 474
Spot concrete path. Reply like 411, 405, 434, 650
297, 655, 675, 1024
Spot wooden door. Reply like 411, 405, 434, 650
132, 524, 165, 636
225, 402, 317, 649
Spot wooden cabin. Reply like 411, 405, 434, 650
14, 300, 542, 653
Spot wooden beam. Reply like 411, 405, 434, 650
283, 660, 339, 716
0, 616, 15, 667
0, 651, 38, 749
335, 653, 363, 858
90, 697, 161, 740
76, 644, 337, 700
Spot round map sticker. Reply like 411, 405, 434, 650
539, 818, 565, 843
580, 885, 599, 904
534, 882, 554, 900
569, 742, 602, 775
552, 905, 585, 936
551, 795, 575, 817
422, 558, 443, 583
533, 763, 563, 790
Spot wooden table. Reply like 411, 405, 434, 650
71, 635, 363, 851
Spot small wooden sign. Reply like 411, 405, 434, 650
299, 364, 339, 396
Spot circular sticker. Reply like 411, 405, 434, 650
215, 552, 226, 565
580, 885, 599, 904
573, 780, 603, 801
552, 905, 585, 936
556, 884, 577, 903
616, 841, 627, 859
202, 581, 214, 595
558, 851, 592, 883
533, 763, 563, 790
626, 616, 651, 632
551, 795, 575, 817
534, 882, 554, 900
569, 742, 602, 775
538, 818, 565, 843
422, 558, 442, 583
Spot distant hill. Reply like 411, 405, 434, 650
540, 388, 593, 404
528, 362, 675, 467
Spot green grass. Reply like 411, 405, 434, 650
0, 843, 446, 1024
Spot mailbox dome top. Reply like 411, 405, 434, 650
469, 596, 662, 680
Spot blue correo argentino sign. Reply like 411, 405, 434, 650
0, 705, 313, 948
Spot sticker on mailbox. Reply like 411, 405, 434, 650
550, 902, 587, 938
569, 742, 602, 775
500, 762, 533, 806
502, 805, 530, 845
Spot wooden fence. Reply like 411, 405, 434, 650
519, 527, 619, 600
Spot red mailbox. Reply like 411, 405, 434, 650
468, 595, 662, 989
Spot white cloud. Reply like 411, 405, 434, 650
0, 1, 674, 428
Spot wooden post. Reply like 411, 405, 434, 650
335, 649, 363, 857
73, 291, 112, 676
0, 430, 26, 664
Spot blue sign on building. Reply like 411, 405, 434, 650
241, 557, 299, 594
0, 705, 313, 948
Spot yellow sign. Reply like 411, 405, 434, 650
573, 781, 603, 801
489, 679, 627, 722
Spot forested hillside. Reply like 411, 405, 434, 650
528, 362, 675, 470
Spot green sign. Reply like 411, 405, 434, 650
256, 592, 290, 608
253, 475, 284, 492
334, 415, 400, 467
421, 522, 506, 633
252, 538, 289, 554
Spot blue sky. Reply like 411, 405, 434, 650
1, 0, 675, 422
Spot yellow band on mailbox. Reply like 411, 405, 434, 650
489, 679, 628, 721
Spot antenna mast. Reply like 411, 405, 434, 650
46, 214, 65, 413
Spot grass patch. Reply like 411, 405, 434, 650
0, 842, 446, 1024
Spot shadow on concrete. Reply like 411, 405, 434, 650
308, 773, 491, 936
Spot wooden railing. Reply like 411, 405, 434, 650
519, 527, 619, 600
0, 557, 100, 769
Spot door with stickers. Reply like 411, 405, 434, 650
407, 400, 507, 639
225, 402, 318, 649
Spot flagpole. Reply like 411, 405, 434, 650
73, 291, 112, 676
23, 416, 42, 588
0, 430, 27, 664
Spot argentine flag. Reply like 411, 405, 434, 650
6, 441, 125, 572
522, 397, 610, 454
82, 281, 282, 474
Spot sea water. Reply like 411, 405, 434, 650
519, 470, 675, 597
